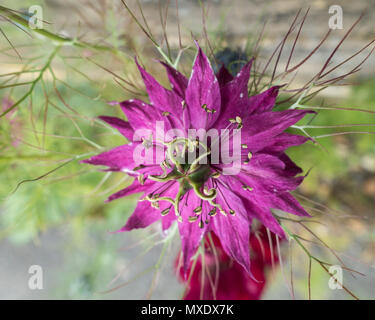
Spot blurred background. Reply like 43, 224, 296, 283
0, 0, 374, 299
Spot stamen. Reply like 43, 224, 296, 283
229, 209, 235, 216
162, 111, 170, 116
241, 144, 248, 149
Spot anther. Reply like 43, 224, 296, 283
161, 208, 170, 216
242, 185, 253, 191
211, 171, 220, 179
188, 216, 198, 222
193, 206, 202, 214
162, 111, 170, 116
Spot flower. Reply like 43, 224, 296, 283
82, 42, 312, 277
176, 226, 281, 300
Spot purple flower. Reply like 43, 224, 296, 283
83, 43, 312, 276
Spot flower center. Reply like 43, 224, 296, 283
145, 137, 221, 225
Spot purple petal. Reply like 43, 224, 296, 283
98, 116, 133, 140
107, 179, 156, 202
216, 65, 234, 87
248, 86, 280, 114
178, 190, 208, 274
185, 43, 221, 129
242, 197, 285, 237
260, 132, 310, 154
213, 59, 253, 129
211, 208, 252, 275
241, 110, 314, 153
160, 61, 188, 98
135, 59, 184, 125
115, 200, 160, 232
221, 59, 253, 106
264, 192, 310, 217
81, 144, 137, 171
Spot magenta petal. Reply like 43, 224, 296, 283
213, 59, 252, 129
185, 43, 221, 129
266, 192, 310, 217
261, 132, 310, 154
221, 59, 253, 106
178, 191, 207, 274
242, 198, 285, 238
241, 110, 314, 152
81, 144, 137, 171
107, 179, 156, 202
160, 61, 188, 98
98, 116, 133, 140
248, 86, 280, 114
135, 59, 184, 120
211, 211, 252, 275
216, 65, 234, 87
115, 200, 160, 232
278, 153, 304, 176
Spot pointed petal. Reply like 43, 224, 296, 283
115, 200, 160, 232
242, 197, 285, 238
241, 110, 314, 153
81, 144, 137, 171
185, 43, 221, 129
216, 65, 234, 87
260, 132, 310, 154
248, 86, 280, 114
135, 59, 184, 123
265, 192, 310, 217
160, 61, 188, 98
212, 59, 253, 129
98, 116, 133, 140
211, 210, 252, 275
178, 191, 207, 274
107, 179, 156, 202
221, 59, 253, 106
